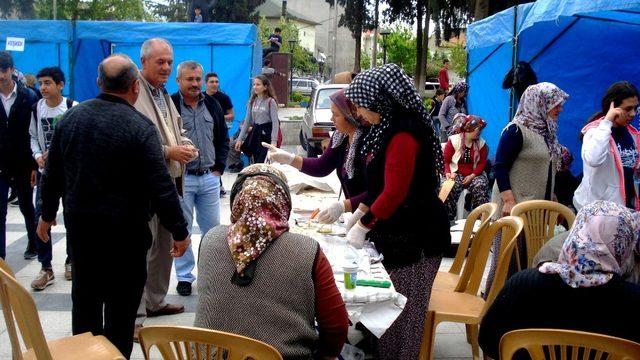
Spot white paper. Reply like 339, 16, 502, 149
6, 37, 25, 52
358, 294, 407, 338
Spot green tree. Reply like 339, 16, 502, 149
384, 25, 417, 76
258, 17, 318, 76
0, 0, 36, 19
449, 43, 467, 77
210, 0, 265, 23
34, 0, 150, 20
146, 0, 188, 22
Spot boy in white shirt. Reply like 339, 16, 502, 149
29, 66, 77, 290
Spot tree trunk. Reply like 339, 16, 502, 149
371, 0, 378, 69
415, 0, 424, 86
419, 5, 430, 90
354, 34, 362, 73
474, 0, 490, 20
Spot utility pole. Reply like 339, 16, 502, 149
53, 0, 57, 19
371, 0, 378, 69
282, 0, 287, 18
330, 1, 338, 81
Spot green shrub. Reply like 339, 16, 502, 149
291, 91, 304, 103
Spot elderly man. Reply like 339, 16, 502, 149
169, 61, 228, 296
37, 54, 190, 358
134, 38, 196, 336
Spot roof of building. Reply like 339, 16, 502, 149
257, 0, 322, 26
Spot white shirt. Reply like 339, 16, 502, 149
0, 82, 17, 116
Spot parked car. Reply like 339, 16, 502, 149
291, 78, 320, 95
300, 83, 348, 157
424, 81, 440, 98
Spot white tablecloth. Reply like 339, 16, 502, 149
289, 190, 404, 338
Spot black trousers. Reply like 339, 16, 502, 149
66, 215, 150, 359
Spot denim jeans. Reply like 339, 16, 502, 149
34, 171, 70, 268
0, 172, 37, 259
174, 173, 220, 283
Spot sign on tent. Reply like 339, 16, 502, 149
6, 37, 25, 52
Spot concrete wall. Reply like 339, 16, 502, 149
284, 0, 356, 73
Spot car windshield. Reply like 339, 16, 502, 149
315, 88, 340, 109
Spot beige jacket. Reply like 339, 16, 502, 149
134, 74, 193, 179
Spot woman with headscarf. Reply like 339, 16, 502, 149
194, 164, 349, 360
443, 113, 489, 221
264, 89, 368, 224
574, 81, 640, 211
343, 64, 450, 359
438, 81, 469, 142
478, 201, 640, 359
485, 82, 569, 294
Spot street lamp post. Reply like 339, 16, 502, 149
288, 39, 297, 102
380, 28, 391, 64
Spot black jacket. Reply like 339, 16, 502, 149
479, 268, 640, 359
0, 81, 38, 178
170, 92, 229, 174
40, 93, 188, 244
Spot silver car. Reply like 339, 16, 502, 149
300, 84, 348, 157
292, 78, 320, 95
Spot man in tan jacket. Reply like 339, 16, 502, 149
133, 38, 197, 339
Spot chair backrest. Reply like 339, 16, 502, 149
455, 215, 522, 296
480, 216, 524, 308
0, 260, 52, 360
510, 200, 575, 269
138, 325, 284, 360
500, 329, 640, 360
449, 202, 498, 276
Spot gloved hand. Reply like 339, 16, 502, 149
345, 208, 366, 231
317, 201, 345, 224
262, 142, 295, 165
346, 221, 370, 249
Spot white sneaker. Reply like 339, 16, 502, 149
31, 269, 54, 291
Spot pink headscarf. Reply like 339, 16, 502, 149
539, 201, 640, 288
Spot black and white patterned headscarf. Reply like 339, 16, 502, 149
344, 64, 445, 176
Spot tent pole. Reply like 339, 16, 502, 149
509, 5, 519, 121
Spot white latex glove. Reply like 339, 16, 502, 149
317, 201, 345, 224
345, 208, 366, 231
346, 221, 370, 249
262, 142, 294, 165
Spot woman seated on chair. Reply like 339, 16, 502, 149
479, 200, 640, 359
194, 164, 349, 360
442, 113, 489, 221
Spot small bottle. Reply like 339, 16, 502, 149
343, 264, 358, 290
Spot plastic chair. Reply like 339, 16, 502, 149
138, 325, 284, 360
419, 216, 524, 360
0, 259, 125, 360
510, 200, 575, 269
434, 202, 498, 291
500, 329, 640, 360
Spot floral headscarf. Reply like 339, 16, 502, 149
539, 201, 640, 288
227, 164, 291, 285
344, 64, 445, 176
329, 89, 365, 179
511, 82, 569, 164
450, 114, 486, 135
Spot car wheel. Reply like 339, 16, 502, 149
299, 129, 308, 151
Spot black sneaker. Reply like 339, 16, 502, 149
24, 249, 37, 260
176, 281, 192, 296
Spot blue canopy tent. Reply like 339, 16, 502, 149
0, 20, 73, 96
74, 21, 262, 133
467, 0, 640, 174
